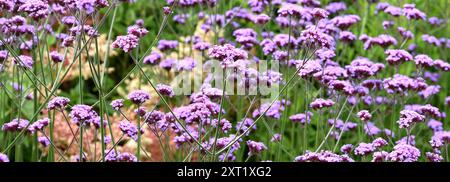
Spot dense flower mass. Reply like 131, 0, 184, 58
0, 0, 448, 163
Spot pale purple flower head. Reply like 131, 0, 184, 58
330, 15, 360, 30
357, 110, 372, 121
387, 143, 420, 162
208, 44, 248, 68
127, 90, 150, 105
28, 118, 50, 133
434, 60, 450, 71
310, 98, 335, 110
127, 25, 148, 38
325, 2, 347, 14
143, 51, 162, 65
2, 118, 30, 132
246, 140, 267, 155
414, 54, 434, 67
119, 120, 141, 141
112, 34, 139, 53
370, 151, 388, 162
426, 152, 443, 162
254, 14, 270, 24
110, 99, 124, 111
157, 84, 174, 97
385, 49, 413, 65
419, 104, 441, 118
50, 51, 64, 63
372, 138, 388, 149
0, 153, 9, 162
340, 144, 353, 154
47, 97, 70, 110
364, 122, 380, 136
403, 4, 426, 20
397, 110, 425, 128
14, 55, 34, 69
289, 111, 313, 124
427, 119, 443, 132
384, 5, 402, 17
117, 152, 138, 162
295, 150, 354, 162
159, 58, 175, 70
38, 136, 50, 147
69, 105, 98, 126
157, 40, 178, 51
354, 142, 375, 156
18, 0, 49, 20
299, 26, 335, 49
176, 57, 197, 71
339, 31, 356, 42
271, 133, 282, 142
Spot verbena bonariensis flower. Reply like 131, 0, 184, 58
289, 111, 313, 125
428, 17, 444, 26
364, 34, 397, 50
18, 0, 49, 20
422, 34, 442, 47
299, 26, 335, 49
310, 98, 335, 110
38, 136, 50, 147
434, 59, 450, 71
47, 96, 70, 110
383, 74, 427, 94
327, 119, 357, 132
385, 49, 413, 65
14, 55, 34, 69
402, 4, 426, 20
156, 84, 175, 97
159, 58, 175, 70
110, 99, 124, 111
397, 110, 425, 128
176, 57, 196, 71
144, 110, 165, 125
28, 118, 49, 134
372, 138, 388, 149
252, 100, 290, 119
364, 122, 380, 136
340, 144, 353, 154
427, 119, 443, 132
246, 140, 267, 155
2, 118, 29, 132
371, 151, 389, 162
357, 110, 372, 121
112, 34, 139, 53
387, 143, 420, 162
339, 31, 356, 42
69, 105, 98, 126
143, 51, 162, 65
0, 153, 9, 162
446, 97, 450, 106
157, 40, 178, 51
426, 152, 443, 162
127, 90, 150, 105
414, 54, 434, 67
119, 120, 142, 141
419, 85, 440, 99
325, 2, 347, 14
294, 150, 354, 162
384, 5, 402, 17
430, 131, 450, 149
236, 118, 257, 136
271, 133, 282, 142
296, 59, 322, 78
328, 80, 355, 95
397, 27, 414, 39
419, 104, 442, 118
49, 51, 64, 63
253, 14, 270, 24
208, 44, 248, 68
330, 15, 360, 30
354, 142, 375, 156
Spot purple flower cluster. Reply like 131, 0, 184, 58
2, 118, 29, 132
310, 98, 335, 110
127, 90, 150, 105
294, 150, 354, 162
47, 96, 70, 110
